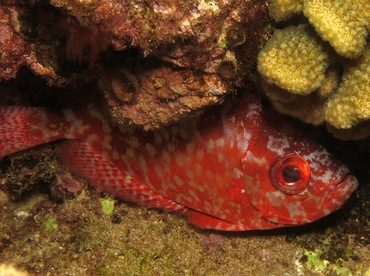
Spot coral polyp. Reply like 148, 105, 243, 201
110, 70, 140, 104
225, 22, 247, 48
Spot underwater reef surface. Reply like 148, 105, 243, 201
0, 0, 369, 274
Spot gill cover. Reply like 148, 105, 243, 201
242, 151, 313, 225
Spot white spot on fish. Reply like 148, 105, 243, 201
242, 151, 267, 167
154, 164, 164, 178
103, 135, 112, 150
62, 109, 90, 136
267, 136, 290, 155
176, 153, 186, 167
232, 168, 243, 178
86, 134, 98, 143
154, 133, 162, 145
186, 170, 194, 180
186, 143, 194, 154
218, 153, 224, 162
195, 148, 204, 160
167, 143, 176, 152
145, 143, 157, 157
207, 139, 215, 153
173, 175, 184, 186
188, 189, 200, 203
128, 137, 140, 148
216, 138, 225, 148
112, 150, 119, 160
126, 148, 135, 158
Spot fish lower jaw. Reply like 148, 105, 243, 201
323, 175, 358, 211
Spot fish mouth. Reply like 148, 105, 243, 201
323, 175, 358, 211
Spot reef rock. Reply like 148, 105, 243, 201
0, 0, 271, 130
0, 7, 31, 80
99, 61, 228, 130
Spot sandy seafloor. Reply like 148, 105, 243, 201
0, 137, 369, 276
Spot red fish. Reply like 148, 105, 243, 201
0, 94, 358, 231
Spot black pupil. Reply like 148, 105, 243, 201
282, 166, 301, 182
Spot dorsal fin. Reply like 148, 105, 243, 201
0, 106, 66, 158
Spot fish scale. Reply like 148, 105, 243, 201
0, 94, 358, 231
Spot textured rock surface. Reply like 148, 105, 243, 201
0, 0, 270, 130
0, 7, 31, 80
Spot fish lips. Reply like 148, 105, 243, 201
322, 175, 358, 212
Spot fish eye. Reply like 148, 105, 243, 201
269, 154, 311, 195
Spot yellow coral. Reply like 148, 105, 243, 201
269, 0, 303, 22
316, 65, 340, 98
327, 121, 370, 140
359, 1, 370, 31
257, 24, 328, 95
303, 0, 368, 59
263, 0, 370, 138
260, 62, 339, 126
262, 81, 325, 125
325, 45, 370, 129
0, 264, 30, 276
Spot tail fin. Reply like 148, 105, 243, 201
0, 106, 66, 158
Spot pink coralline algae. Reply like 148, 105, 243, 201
0, 7, 31, 80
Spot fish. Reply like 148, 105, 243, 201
0, 94, 358, 231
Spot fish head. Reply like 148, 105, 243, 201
240, 115, 358, 228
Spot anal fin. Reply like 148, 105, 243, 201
186, 209, 247, 231
57, 140, 187, 214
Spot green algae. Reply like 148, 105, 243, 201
303, 248, 352, 276
304, 249, 329, 273
99, 197, 115, 216
44, 217, 58, 232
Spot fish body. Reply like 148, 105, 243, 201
0, 94, 358, 230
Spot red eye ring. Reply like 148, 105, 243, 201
269, 154, 311, 195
